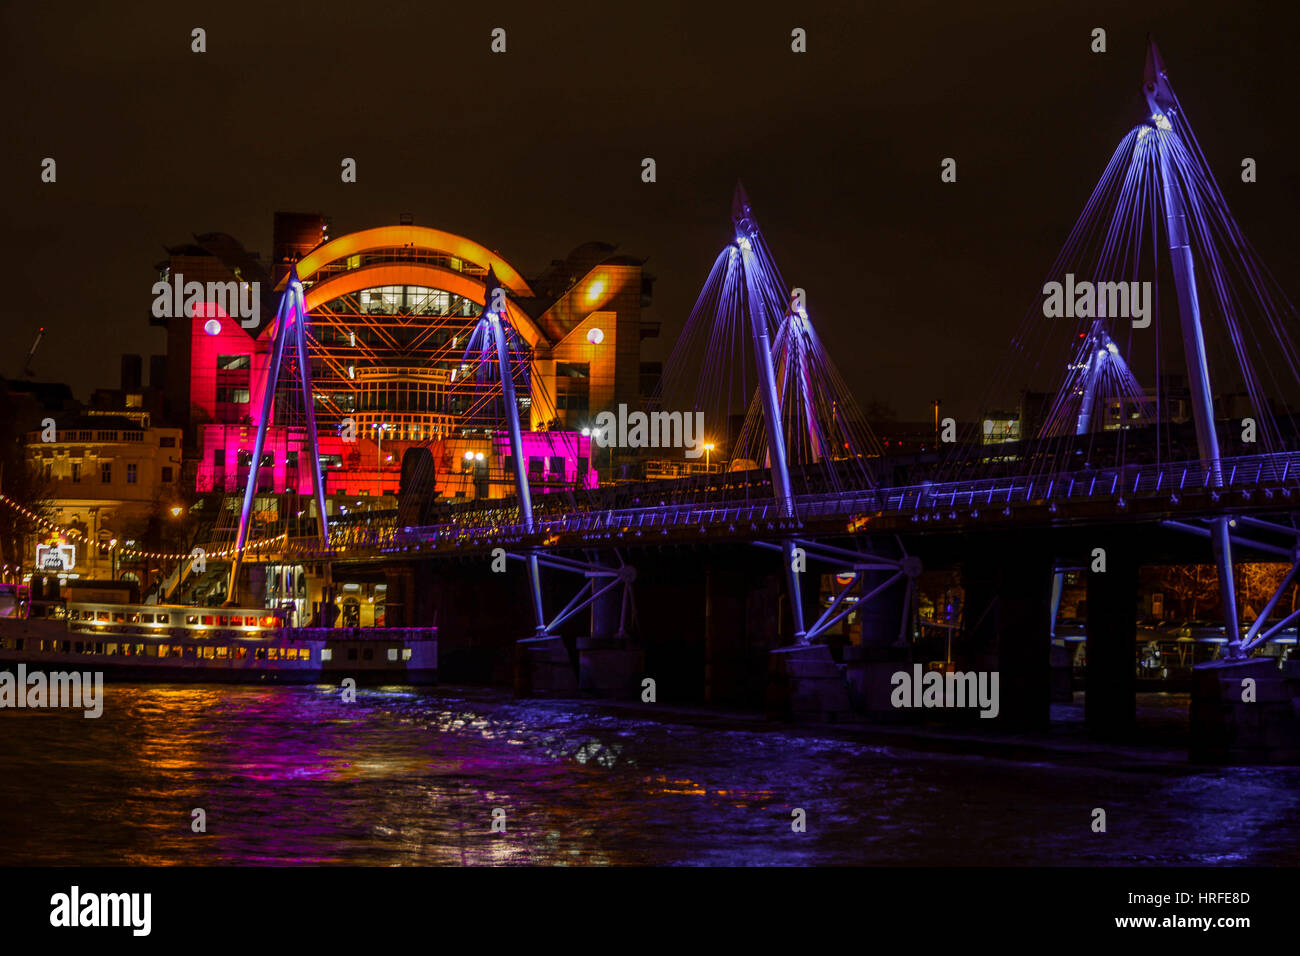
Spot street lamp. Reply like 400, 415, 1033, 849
704, 443, 715, 470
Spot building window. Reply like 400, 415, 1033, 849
216, 387, 251, 404
161, 466, 173, 483
217, 354, 251, 370
71, 463, 81, 484
101, 463, 112, 483
555, 362, 590, 416
126, 464, 137, 484
159, 436, 176, 448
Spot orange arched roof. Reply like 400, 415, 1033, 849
288, 225, 533, 296
302, 262, 545, 345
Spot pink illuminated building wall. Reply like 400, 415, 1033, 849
190, 304, 597, 500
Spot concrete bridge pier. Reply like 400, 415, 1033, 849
959, 540, 1054, 731
842, 559, 913, 719
514, 633, 579, 697
1084, 536, 1138, 739
765, 550, 853, 723
1191, 658, 1300, 763
577, 564, 643, 698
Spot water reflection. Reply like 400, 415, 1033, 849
0, 685, 1297, 865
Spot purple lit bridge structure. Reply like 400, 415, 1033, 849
212, 40, 1300, 745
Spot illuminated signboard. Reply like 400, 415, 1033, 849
35, 542, 76, 571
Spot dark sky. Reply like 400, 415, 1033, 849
4, 0, 1299, 420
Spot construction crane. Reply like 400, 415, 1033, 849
22, 328, 44, 377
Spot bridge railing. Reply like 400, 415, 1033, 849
253, 450, 1300, 558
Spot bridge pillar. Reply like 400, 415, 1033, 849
383, 566, 415, 627
1085, 538, 1138, 739
997, 546, 1054, 730
705, 554, 780, 707
858, 565, 907, 646
957, 540, 1053, 730
843, 553, 913, 717
705, 562, 747, 705
515, 635, 579, 697
765, 643, 854, 723
577, 565, 643, 698
1191, 658, 1300, 763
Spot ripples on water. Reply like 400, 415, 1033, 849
0, 685, 1297, 866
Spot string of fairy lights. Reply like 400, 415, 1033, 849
0, 491, 293, 564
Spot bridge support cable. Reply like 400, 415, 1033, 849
458, 268, 548, 636
734, 188, 807, 642
228, 266, 331, 607
1146, 41, 1242, 654
957, 38, 1300, 659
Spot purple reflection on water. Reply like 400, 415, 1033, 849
1, 685, 1298, 866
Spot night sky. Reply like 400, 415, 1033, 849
4, 0, 1299, 420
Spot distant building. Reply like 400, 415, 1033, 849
152, 214, 657, 501
24, 413, 183, 583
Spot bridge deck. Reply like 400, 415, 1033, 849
213, 451, 1300, 561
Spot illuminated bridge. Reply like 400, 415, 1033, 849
185, 40, 1300, 757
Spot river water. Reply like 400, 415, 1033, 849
0, 685, 1297, 866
